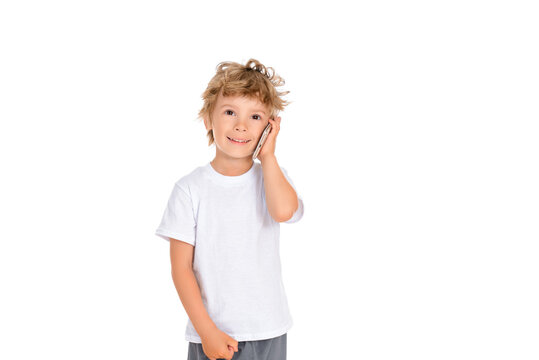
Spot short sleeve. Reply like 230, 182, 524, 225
280, 167, 304, 224
155, 183, 197, 245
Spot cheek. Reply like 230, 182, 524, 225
211, 122, 224, 134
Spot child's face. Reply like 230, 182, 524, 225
205, 93, 271, 161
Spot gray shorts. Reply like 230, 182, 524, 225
187, 333, 287, 360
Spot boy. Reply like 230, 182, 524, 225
155, 59, 304, 360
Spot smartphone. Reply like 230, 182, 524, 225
252, 122, 272, 160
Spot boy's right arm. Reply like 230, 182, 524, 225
169, 238, 239, 360
169, 238, 217, 338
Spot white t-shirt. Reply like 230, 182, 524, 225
155, 161, 304, 343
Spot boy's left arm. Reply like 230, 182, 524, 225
260, 155, 299, 223
258, 116, 298, 222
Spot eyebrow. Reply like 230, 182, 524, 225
220, 104, 266, 115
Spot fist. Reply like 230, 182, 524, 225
200, 327, 239, 360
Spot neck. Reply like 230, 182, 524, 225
210, 157, 254, 176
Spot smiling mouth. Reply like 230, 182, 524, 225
227, 136, 251, 144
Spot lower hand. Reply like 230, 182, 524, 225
200, 327, 239, 360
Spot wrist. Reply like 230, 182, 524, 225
197, 322, 218, 339
259, 154, 276, 165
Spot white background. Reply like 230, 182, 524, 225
1, 1, 538, 359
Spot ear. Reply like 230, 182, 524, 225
203, 116, 212, 131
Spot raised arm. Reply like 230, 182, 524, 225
260, 155, 299, 222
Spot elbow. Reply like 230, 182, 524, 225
277, 213, 293, 223
272, 210, 292, 223
276, 202, 298, 223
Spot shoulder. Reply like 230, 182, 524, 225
173, 164, 206, 197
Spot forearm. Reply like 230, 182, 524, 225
171, 266, 217, 338
260, 155, 298, 222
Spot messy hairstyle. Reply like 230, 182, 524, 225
197, 58, 291, 146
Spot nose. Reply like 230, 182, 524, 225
234, 118, 249, 132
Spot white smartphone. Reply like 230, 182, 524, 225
252, 122, 272, 160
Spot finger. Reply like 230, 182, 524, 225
229, 341, 237, 352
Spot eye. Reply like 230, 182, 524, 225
225, 110, 235, 116
252, 114, 262, 120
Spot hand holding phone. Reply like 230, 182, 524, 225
252, 122, 272, 160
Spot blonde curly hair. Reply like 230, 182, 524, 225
197, 58, 291, 146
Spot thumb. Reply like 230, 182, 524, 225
227, 339, 238, 352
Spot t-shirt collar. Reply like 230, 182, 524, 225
205, 161, 257, 186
